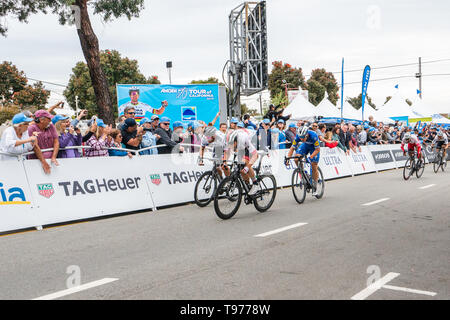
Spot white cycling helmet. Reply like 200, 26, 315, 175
297, 125, 309, 138
403, 132, 411, 141
437, 130, 444, 137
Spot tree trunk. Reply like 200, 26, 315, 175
75, 0, 114, 126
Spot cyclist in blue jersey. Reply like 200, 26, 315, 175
285, 126, 321, 196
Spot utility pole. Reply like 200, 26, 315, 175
416, 57, 422, 99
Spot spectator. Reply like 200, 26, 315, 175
317, 123, 338, 148
348, 125, 361, 153
332, 127, 347, 153
118, 106, 136, 130
243, 114, 257, 130
52, 114, 82, 158
27, 110, 59, 167
0, 113, 38, 162
85, 119, 113, 157
284, 123, 297, 149
274, 119, 287, 149
154, 117, 182, 154
139, 117, 160, 155
257, 118, 273, 149
120, 118, 143, 153
367, 128, 381, 145
339, 124, 351, 155
82, 118, 98, 143
264, 104, 283, 121
171, 121, 186, 153
185, 121, 202, 152
108, 129, 133, 158
219, 123, 228, 134
71, 109, 89, 129
149, 115, 160, 133
117, 114, 126, 128
356, 125, 367, 146
229, 117, 239, 130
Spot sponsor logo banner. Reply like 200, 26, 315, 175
150, 174, 161, 185
371, 150, 394, 164
37, 183, 54, 198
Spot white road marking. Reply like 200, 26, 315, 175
362, 198, 390, 206
32, 278, 118, 300
382, 285, 437, 296
351, 272, 400, 300
254, 223, 308, 238
419, 184, 436, 190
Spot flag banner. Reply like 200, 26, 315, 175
361, 65, 371, 121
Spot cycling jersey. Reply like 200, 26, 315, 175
401, 133, 422, 157
432, 135, 448, 145
292, 130, 320, 163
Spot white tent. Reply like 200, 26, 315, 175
316, 93, 340, 118
410, 96, 443, 117
335, 99, 362, 120
375, 91, 416, 118
282, 92, 319, 121
432, 113, 450, 124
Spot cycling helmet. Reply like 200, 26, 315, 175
437, 130, 444, 137
403, 132, 411, 141
297, 126, 309, 138
204, 126, 216, 138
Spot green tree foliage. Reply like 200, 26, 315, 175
271, 91, 288, 108
268, 61, 305, 99
306, 68, 339, 106
347, 94, 377, 110
0, 0, 146, 125
240, 103, 258, 116
64, 49, 160, 118
190, 77, 223, 85
0, 61, 50, 108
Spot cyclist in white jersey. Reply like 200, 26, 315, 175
431, 130, 448, 160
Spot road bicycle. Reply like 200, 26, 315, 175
213, 150, 277, 220
194, 156, 235, 207
432, 146, 447, 173
285, 155, 324, 204
403, 150, 425, 180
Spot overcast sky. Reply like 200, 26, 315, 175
1, 0, 449, 111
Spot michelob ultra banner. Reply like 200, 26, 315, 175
116, 84, 220, 126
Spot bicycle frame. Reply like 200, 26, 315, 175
286, 156, 314, 189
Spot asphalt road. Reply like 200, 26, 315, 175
0, 165, 449, 300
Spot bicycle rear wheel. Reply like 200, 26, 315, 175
194, 171, 217, 207
214, 176, 242, 220
416, 157, 425, 178
403, 159, 413, 180
314, 167, 325, 199
433, 154, 441, 173
253, 174, 277, 213
291, 168, 307, 204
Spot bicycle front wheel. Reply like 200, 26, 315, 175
214, 176, 242, 220
291, 168, 307, 204
433, 154, 441, 173
403, 159, 413, 180
194, 171, 217, 207
416, 157, 425, 178
253, 174, 277, 213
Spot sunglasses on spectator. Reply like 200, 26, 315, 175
162, 122, 170, 125
128, 112, 136, 115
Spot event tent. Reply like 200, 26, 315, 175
315, 93, 340, 118
410, 96, 443, 117
375, 91, 417, 119
282, 92, 318, 121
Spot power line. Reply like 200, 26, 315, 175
26, 77, 67, 88
343, 73, 450, 86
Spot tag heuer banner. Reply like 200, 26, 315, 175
116, 84, 220, 127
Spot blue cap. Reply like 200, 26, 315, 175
12, 113, 33, 125
160, 116, 170, 123
140, 117, 151, 125
262, 118, 270, 124
51, 114, 69, 124
188, 121, 199, 129
237, 121, 245, 128
230, 117, 239, 124
96, 119, 107, 128
288, 123, 297, 128
277, 119, 285, 124
173, 121, 183, 129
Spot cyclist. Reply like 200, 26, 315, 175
285, 125, 321, 196
199, 125, 227, 176
401, 132, 423, 163
223, 127, 259, 195
431, 130, 448, 162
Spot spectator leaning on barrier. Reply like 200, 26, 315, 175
120, 118, 143, 154
154, 117, 180, 154
339, 124, 351, 155
318, 123, 338, 148
108, 129, 133, 158
0, 113, 38, 161
348, 125, 361, 153
357, 125, 368, 146
84, 119, 112, 157
284, 123, 297, 149
27, 109, 60, 166
53, 114, 82, 158
332, 127, 347, 153
257, 118, 273, 150
171, 120, 186, 153
275, 119, 287, 149
139, 117, 159, 155
149, 115, 160, 133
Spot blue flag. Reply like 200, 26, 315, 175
417, 89, 421, 95
395, 84, 399, 89
361, 65, 371, 121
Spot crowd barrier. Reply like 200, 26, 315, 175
0, 144, 444, 233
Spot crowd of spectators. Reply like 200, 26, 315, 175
0, 101, 449, 174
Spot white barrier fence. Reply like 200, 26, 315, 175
0, 144, 437, 233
